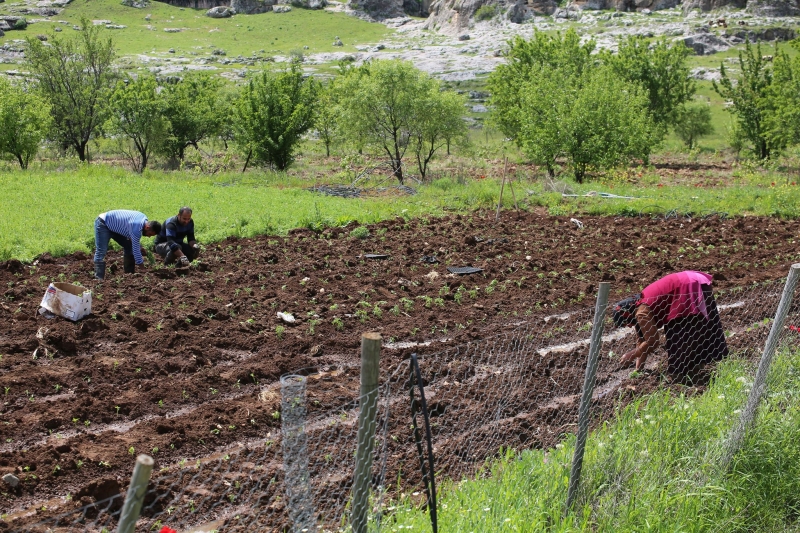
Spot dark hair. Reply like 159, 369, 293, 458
612, 296, 639, 328
148, 220, 162, 235
178, 206, 193, 216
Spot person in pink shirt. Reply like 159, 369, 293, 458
612, 271, 729, 378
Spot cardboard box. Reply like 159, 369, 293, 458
39, 283, 92, 321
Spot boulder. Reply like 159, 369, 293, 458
0, 29, 4, 38
272, 4, 291, 11
332, 35, 343, 46
350, 0, 405, 19
527, 0, 557, 13
121, 0, 150, 6
746, 0, 800, 16
0, 16, 27, 30
231, 0, 274, 14
206, 5, 234, 16
680, 32, 732, 55
290, 0, 326, 7
0, 20, 10, 31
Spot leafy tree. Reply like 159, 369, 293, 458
764, 44, 800, 150
314, 81, 340, 158
488, 30, 595, 143
714, 41, 777, 159
107, 74, 170, 172
336, 59, 465, 183
605, 36, 695, 130
24, 18, 116, 162
518, 67, 655, 183
409, 87, 467, 180
234, 63, 319, 171
160, 72, 229, 162
0, 78, 51, 169
673, 103, 714, 150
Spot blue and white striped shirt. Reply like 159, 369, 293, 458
101, 210, 148, 265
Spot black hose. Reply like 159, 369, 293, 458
409, 353, 438, 533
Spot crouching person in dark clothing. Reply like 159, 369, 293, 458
154, 207, 199, 266
612, 270, 729, 380
94, 210, 161, 280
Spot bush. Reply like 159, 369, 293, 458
350, 227, 370, 239
234, 62, 319, 171
474, 4, 499, 21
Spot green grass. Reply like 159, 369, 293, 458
384, 348, 800, 531
0, 165, 506, 261
3, 158, 800, 261
1, 0, 390, 59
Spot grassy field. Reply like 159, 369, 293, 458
386, 349, 800, 531
2, 154, 800, 262
0, 0, 390, 58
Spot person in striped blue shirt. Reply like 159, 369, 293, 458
93, 210, 161, 280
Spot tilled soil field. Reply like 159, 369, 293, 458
1, 211, 799, 531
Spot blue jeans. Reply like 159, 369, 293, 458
94, 217, 133, 263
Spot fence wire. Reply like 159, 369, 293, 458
11, 276, 800, 533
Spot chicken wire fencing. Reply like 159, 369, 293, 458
11, 270, 800, 533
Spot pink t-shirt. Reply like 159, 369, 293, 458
637, 271, 713, 327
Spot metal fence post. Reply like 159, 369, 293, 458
723, 263, 800, 468
565, 282, 611, 513
351, 332, 382, 533
281, 374, 315, 533
116, 454, 154, 533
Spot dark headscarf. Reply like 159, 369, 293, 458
612, 296, 640, 328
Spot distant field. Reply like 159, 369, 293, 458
0, 0, 390, 58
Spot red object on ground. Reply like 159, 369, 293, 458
159, 527, 178, 533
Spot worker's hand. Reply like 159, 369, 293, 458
620, 349, 647, 370
178, 256, 190, 267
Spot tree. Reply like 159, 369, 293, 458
764, 44, 800, 150
161, 72, 229, 162
0, 78, 51, 169
336, 59, 465, 183
487, 30, 595, 143
107, 74, 170, 172
25, 18, 116, 162
410, 89, 467, 180
234, 63, 319, 171
517, 67, 656, 183
605, 36, 695, 131
314, 81, 340, 158
673, 103, 714, 150
713, 41, 777, 159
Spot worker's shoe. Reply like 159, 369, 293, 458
163, 249, 176, 266
123, 255, 136, 274
94, 262, 106, 280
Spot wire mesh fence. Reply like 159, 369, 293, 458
11, 271, 800, 533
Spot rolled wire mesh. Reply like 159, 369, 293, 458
13, 278, 798, 532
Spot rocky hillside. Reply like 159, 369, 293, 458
424, 0, 799, 34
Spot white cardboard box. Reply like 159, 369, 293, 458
39, 282, 92, 321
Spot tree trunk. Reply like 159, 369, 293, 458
242, 149, 253, 173
16, 154, 26, 170
76, 142, 87, 162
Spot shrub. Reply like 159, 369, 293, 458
350, 227, 370, 239
474, 4, 499, 21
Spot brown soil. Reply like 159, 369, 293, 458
1, 211, 797, 531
